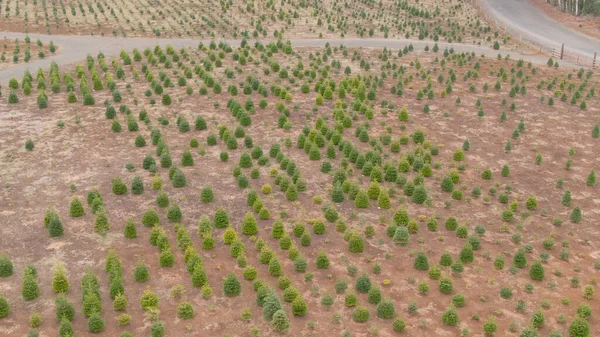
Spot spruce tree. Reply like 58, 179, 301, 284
69, 197, 85, 217
241, 212, 258, 235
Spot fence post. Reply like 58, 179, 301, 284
560, 43, 564, 60
594, 52, 597, 68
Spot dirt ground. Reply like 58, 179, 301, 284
0, 43, 599, 337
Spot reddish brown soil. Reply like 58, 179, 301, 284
0, 46, 599, 337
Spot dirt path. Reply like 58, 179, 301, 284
0, 32, 575, 84
480, 0, 600, 56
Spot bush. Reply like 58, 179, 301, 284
354, 190, 369, 208
151, 321, 165, 337
442, 306, 459, 326
214, 208, 230, 228
242, 212, 258, 235
224, 273, 241, 296
529, 261, 545, 281
159, 250, 175, 267
452, 294, 465, 307
59, 318, 73, 337
87, 313, 105, 333
140, 289, 158, 310
483, 316, 497, 335
22, 270, 40, 301
393, 317, 406, 332
55, 295, 75, 321
513, 249, 527, 268
412, 186, 428, 204
569, 317, 590, 337
25, 139, 34, 151
131, 176, 144, 195
52, 264, 69, 293
112, 177, 128, 195
292, 296, 307, 316
316, 251, 330, 269
117, 313, 131, 326
48, 216, 64, 237
414, 252, 429, 270
167, 204, 182, 223
439, 277, 453, 294
94, 211, 110, 234
177, 302, 194, 319
377, 299, 396, 319
356, 273, 372, 293
353, 306, 370, 322
172, 169, 187, 188
69, 197, 85, 217
0, 295, 9, 318
29, 311, 41, 327
113, 293, 128, 311
348, 234, 364, 253
271, 310, 290, 332
200, 186, 214, 203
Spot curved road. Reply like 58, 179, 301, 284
481, 0, 600, 56
0, 31, 575, 85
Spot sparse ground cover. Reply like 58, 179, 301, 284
0, 37, 599, 337
0, 36, 57, 70
0, 0, 514, 48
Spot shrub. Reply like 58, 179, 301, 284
0, 295, 9, 318
354, 190, 369, 208
483, 316, 497, 335
529, 261, 545, 281
58, 318, 73, 337
55, 295, 75, 321
353, 306, 370, 322
177, 302, 194, 319
25, 139, 35, 151
200, 186, 214, 203
393, 317, 406, 332
52, 263, 69, 293
569, 317, 590, 337
224, 273, 241, 296
271, 310, 290, 332
452, 294, 465, 307
131, 176, 144, 195
48, 216, 64, 237
531, 309, 545, 329
514, 248, 527, 268
117, 313, 131, 326
571, 206, 582, 223
113, 293, 128, 311
142, 208, 160, 227
377, 299, 396, 319
500, 287, 513, 299
214, 208, 230, 228
356, 273, 372, 293
69, 197, 85, 217
412, 186, 428, 204
348, 234, 364, 253
151, 321, 165, 337
167, 204, 182, 223
459, 243, 474, 264
22, 269, 40, 301
112, 177, 128, 195
414, 252, 430, 270
172, 169, 187, 188
87, 313, 105, 333
140, 288, 159, 310
442, 306, 459, 326
292, 296, 307, 316
159, 250, 175, 267
237, 212, 257, 236
439, 277, 453, 294
123, 218, 137, 238
316, 251, 330, 269
94, 211, 110, 234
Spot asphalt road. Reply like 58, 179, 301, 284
0, 32, 570, 85
481, 0, 600, 56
